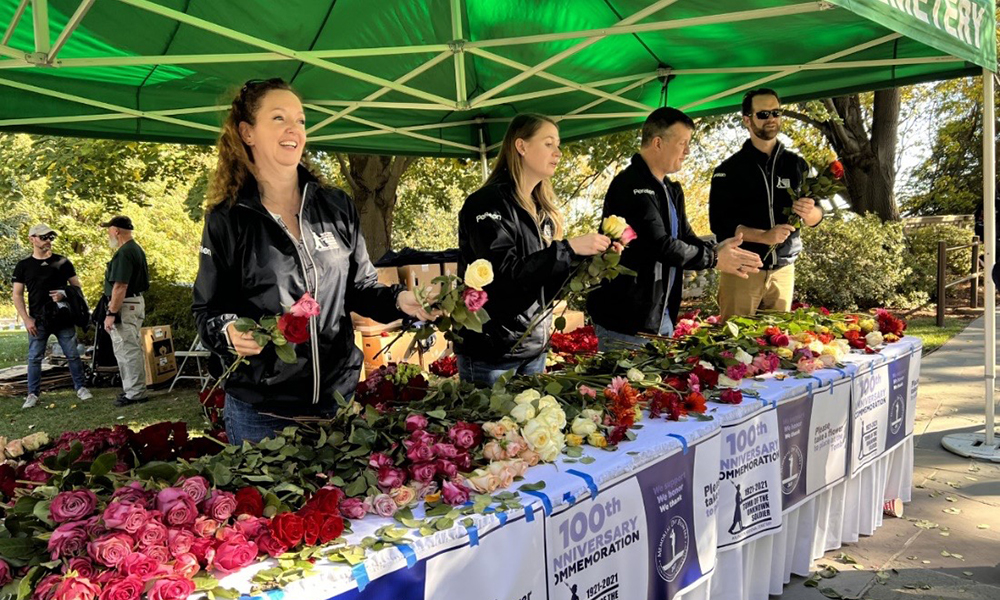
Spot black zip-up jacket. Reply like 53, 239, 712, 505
192, 167, 405, 414
456, 173, 577, 361
709, 140, 811, 269
588, 154, 715, 336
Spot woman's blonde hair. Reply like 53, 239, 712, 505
486, 114, 564, 239
206, 78, 322, 211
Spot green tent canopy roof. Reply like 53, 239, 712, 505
0, 0, 994, 157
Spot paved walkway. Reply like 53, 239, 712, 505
778, 316, 1000, 600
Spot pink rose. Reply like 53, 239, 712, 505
33, 574, 61, 600
171, 553, 200, 579
441, 480, 471, 506
63, 557, 96, 580
178, 476, 210, 506
404, 414, 429, 432
98, 575, 144, 600
770, 333, 790, 347
482, 441, 507, 461
436, 459, 458, 479
578, 385, 597, 399
213, 536, 258, 575
156, 488, 197, 527
147, 575, 196, 600
204, 491, 237, 522
166, 528, 195, 557
405, 442, 434, 463
725, 363, 748, 381
339, 497, 370, 520
102, 502, 148, 534
796, 357, 821, 374
256, 533, 289, 558
408, 461, 437, 484
136, 521, 167, 548
192, 516, 219, 538
111, 483, 150, 508
505, 437, 527, 457
189, 537, 216, 569
407, 429, 437, 447
453, 451, 472, 471
119, 552, 164, 579
519, 449, 541, 466
144, 545, 171, 565
234, 515, 267, 540
0, 559, 10, 587
50, 490, 98, 523
368, 452, 394, 469
84, 516, 108, 540
52, 576, 100, 600
48, 520, 89, 560
620, 226, 637, 245
377, 466, 407, 491
289, 292, 322, 318
432, 442, 459, 459
87, 532, 133, 568
448, 422, 482, 450
371, 494, 397, 518
462, 288, 488, 312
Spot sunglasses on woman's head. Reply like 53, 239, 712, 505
240, 78, 284, 97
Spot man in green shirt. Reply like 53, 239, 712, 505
101, 216, 150, 406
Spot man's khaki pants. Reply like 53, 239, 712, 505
718, 264, 794, 320
110, 296, 147, 399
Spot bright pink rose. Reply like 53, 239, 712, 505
770, 333, 790, 347
147, 575, 196, 600
234, 515, 267, 540
0, 559, 11, 586
289, 292, 322, 318
213, 536, 258, 575
620, 226, 637, 245
192, 516, 219, 538
98, 575, 144, 600
371, 494, 397, 517
448, 421, 483, 450
178, 476, 210, 506
578, 385, 597, 399
368, 452, 394, 469
136, 521, 167, 548
171, 553, 200, 579
87, 532, 133, 568
156, 488, 197, 527
436, 459, 459, 479
432, 442, 459, 459
63, 557, 96, 580
339, 497, 370, 520
406, 442, 434, 463
377, 466, 407, 491
408, 461, 437, 484
52, 576, 100, 600
102, 502, 148, 534
50, 490, 98, 523
725, 364, 748, 381
404, 414, 429, 432
204, 491, 237, 522
462, 288, 488, 312
166, 528, 195, 557
441, 480, 471, 506
48, 520, 89, 560
119, 552, 164, 579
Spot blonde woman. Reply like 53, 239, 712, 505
456, 114, 611, 385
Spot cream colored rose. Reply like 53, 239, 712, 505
627, 368, 644, 382
535, 439, 562, 462
522, 419, 552, 450
601, 215, 628, 238
865, 331, 884, 347
509, 458, 529, 477
633, 405, 643, 423
571, 417, 598, 436
776, 347, 794, 359
390, 486, 417, 507
499, 416, 517, 433
587, 432, 608, 448
513, 389, 541, 405
483, 441, 507, 461
21, 432, 48, 451
537, 395, 558, 412
510, 402, 536, 424
581, 409, 603, 424
482, 421, 506, 439
538, 407, 566, 430
807, 340, 824, 355
734, 348, 753, 365
518, 449, 541, 466
464, 258, 494, 290
4, 439, 24, 459
0, 437, 6, 457
466, 470, 500, 493
819, 354, 838, 368
718, 374, 740, 388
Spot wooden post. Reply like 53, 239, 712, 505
937, 240, 947, 327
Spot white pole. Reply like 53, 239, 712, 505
478, 128, 488, 182
984, 66, 995, 446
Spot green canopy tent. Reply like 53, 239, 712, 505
0, 0, 997, 458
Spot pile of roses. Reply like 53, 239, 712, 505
549, 326, 598, 356
355, 363, 428, 413
428, 355, 458, 378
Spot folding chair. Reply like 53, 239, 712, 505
168, 335, 213, 392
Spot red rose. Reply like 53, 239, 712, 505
300, 511, 322, 546
278, 313, 310, 344
234, 487, 264, 517
318, 514, 344, 544
256, 533, 288, 558
269, 512, 305, 548
830, 160, 845, 179
719, 389, 743, 405
305, 487, 345, 516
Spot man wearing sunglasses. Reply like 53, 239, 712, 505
709, 88, 824, 318
11, 224, 93, 409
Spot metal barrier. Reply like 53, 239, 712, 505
937, 236, 982, 326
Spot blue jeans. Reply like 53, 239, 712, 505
28, 325, 86, 396
457, 353, 547, 387
224, 394, 341, 446
594, 323, 648, 353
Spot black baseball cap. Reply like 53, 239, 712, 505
101, 216, 134, 230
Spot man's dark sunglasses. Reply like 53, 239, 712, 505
34, 233, 57, 241
750, 109, 783, 120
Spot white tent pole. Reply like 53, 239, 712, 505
479, 128, 488, 182
30, 0, 48, 54
2, 0, 29, 45
450, 0, 467, 105
984, 65, 996, 447
47, 0, 95, 63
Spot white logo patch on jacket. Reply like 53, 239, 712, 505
633, 188, 656, 195
776, 178, 791, 189
476, 212, 502, 223
312, 230, 343, 253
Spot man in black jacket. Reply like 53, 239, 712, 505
588, 108, 762, 350
709, 89, 824, 319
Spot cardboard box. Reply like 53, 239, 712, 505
141, 325, 178, 385
359, 328, 450, 373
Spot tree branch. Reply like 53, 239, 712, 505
333, 152, 358, 194
781, 109, 827, 132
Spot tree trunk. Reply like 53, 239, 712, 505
789, 89, 901, 221
334, 153, 417, 261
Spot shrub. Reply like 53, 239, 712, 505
144, 281, 197, 351
795, 213, 911, 310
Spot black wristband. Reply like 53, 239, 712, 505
107, 310, 119, 317
710, 248, 719, 269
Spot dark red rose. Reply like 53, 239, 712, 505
304, 487, 344, 516
269, 512, 305, 548
278, 313, 310, 344
300, 511, 321, 546
234, 487, 264, 518
318, 514, 345, 544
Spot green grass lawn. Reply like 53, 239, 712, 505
905, 315, 974, 355
0, 329, 27, 370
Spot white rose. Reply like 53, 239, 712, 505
865, 331, 884, 347
499, 416, 518, 432
581, 409, 603, 424
571, 417, 598, 436
522, 419, 552, 450
514, 389, 541, 405
538, 407, 567, 430
819, 354, 838, 368
537, 395, 559, 412
808, 340, 824, 355
734, 348, 753, 365
718, 374, 740, 388
627, 368, 644, 382
464, 258, 495, 290
536, 440, 562, 463
510, 402, 536, 424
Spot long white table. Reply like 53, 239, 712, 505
216, 337, 921, 600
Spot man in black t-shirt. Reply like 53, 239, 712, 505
11, 224, 92, 409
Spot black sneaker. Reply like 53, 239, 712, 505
114, 393, 146, 407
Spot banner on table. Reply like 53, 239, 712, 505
905, 348, 921, 437
546, 431, 720, 600
776, 381, 851, 513
715, 409, 783, 549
